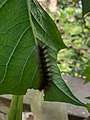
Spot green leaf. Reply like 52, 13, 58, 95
0, 0, 40, 94
44, 62, 85, 106
8, 95, 23, 120
86, 103, 90, 113
81, 0, 90, 16
0, 0, 65, 94
0, 0, 86, 107
30, 0, 86, 107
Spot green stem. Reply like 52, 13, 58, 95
8, 95, 23, 120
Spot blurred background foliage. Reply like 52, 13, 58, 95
38, 0, 90, 79
49, 0, 90, 78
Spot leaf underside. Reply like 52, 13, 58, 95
0, 0, 85, 107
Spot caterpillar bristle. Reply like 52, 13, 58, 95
37, 43, 52, 91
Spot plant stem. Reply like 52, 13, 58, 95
8, 95, 23, 120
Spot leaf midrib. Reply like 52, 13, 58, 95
26, 0, 38, 45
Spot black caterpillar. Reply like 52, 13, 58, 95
37, 43, 52, 91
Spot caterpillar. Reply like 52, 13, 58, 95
37, 43, 52, 91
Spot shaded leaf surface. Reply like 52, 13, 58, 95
86, 104, 90, 113
0, 0, 86, 107
81, 0, 90, 16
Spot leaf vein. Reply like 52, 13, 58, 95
1, 26, 30, 83
0, 20, 29, 34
